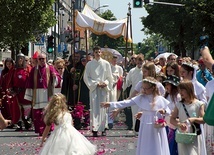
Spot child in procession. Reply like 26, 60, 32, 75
163, 75, 181, 155
39, 93, 97, 155
170, 80, 206, 155
101, 77, 171, 155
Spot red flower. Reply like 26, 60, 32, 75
156, 119, 165, 123
71, 102, 85, 119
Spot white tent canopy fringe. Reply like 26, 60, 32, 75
75, 4, 132, 43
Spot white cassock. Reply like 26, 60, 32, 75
83, 58, 113, 132
108, 64, 123, 124
122, 66, 142, 128
110, 64, 123, 102
123, 66, 142, 96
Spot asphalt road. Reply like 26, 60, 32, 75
0, 122, 137, 155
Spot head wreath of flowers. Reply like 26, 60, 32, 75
182, 62, 198, 70
142, 78, 157, 85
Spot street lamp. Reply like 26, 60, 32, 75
93, 4, 109, 13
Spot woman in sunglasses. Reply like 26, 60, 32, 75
53, 59, 65, 94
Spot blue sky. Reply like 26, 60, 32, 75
100, 0, 149, 43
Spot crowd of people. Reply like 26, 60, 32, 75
0, 45, 214, 155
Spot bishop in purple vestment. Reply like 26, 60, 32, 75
24, 53, 61, 135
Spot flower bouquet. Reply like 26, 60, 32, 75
71, 102, 90, 130
154, 111, 166, 128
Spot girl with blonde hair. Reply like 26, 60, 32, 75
39, 93, 97, 155
131, 61, 165, 98
101, 77, 171, 155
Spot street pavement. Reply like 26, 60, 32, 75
0, 121, 137, 155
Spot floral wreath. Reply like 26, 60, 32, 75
142, 78, 157, 85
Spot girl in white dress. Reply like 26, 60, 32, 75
101, 77, 171, 155
39, 93, 97, 155
170, 80, 207, 155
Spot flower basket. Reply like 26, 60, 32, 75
154, 111, 166, 128
175, 124, 197, 144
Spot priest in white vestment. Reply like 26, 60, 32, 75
84, 46, 113, 137
108, 55, 123, 129
122, 54, 144, 129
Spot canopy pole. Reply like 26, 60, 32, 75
128, 3, 133, 55
125, 3, 131, 69
83, 1, 88, 60
72, 0, 76, 105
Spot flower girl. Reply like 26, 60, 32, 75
101, 77, 170, 155
39, 93, 97, 155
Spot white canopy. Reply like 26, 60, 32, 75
75, 4, 132, 42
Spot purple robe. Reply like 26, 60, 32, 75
27, 64, 60, 89
25, 64, 61, 108
24, 64, 61, 135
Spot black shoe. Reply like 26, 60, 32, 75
15, 121, 23, 131
92, 131, 98, 137
101, 130, 106, 136
24, 118, 32, 130
108, 123, 113, 130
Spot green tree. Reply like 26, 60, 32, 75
141, 0, 214, 58
90, 10, 126, 55
135, 33, 170, 60
0, 0, 56, 58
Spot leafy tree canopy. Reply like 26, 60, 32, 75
0, 0, 56, 51
90, 10, 127, 55
141, 0, 214, 57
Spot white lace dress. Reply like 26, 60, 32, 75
39, 112, 97, 155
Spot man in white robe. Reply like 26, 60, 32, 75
108, 55, 123, 129
84, 46, 113, 137
122, 54, 144, 129
110, 56, 124, 101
